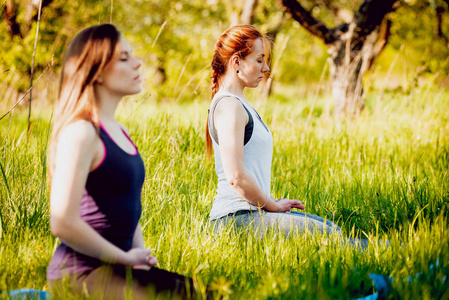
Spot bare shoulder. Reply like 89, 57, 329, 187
214, 96, 247, 118
57, 120, 99, 152
52, 120, 103, 175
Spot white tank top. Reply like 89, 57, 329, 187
208, 91, 273, 220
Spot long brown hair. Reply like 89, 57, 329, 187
206, 25, 271, 157
49, 24, 121, 178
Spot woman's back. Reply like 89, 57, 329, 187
208, 90, 273, 220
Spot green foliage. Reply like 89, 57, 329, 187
1, 86, 448, 298
112, 0, 223, 102
389, 0, 449, 77
2, 0, 449, 105
0, 0, 110, 92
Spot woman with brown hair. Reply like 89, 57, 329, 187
207, 25, 344, 237
47, 24, 199, 299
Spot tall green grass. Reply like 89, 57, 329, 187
0, 87, 448, 299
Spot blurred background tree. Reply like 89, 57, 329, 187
277, 0, 399, 118
1, 0, 448, 112
0, 0, 110, 103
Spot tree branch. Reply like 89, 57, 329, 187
436, 6, 444, 38
0, 0, 7, 13
353, 0, 398, 41
316, 0, 352, 23
367, 18, 392, 70
436, 5, 449, 49
374, 18, 391, 56
277, 0, 336, 44
3, 1, 22, 38
25, 0, 53, 36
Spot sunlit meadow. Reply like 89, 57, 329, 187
0, 82, 448, 299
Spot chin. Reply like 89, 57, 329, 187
123, 89, 142, 97
130, 85, 143, 94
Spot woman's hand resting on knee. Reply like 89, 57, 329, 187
274, 198, 305, 213
125, 248, 158, 269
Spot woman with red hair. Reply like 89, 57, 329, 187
207, 25, 343, 237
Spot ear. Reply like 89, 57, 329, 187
230, 54, 240, 69
96, 77, 103, 84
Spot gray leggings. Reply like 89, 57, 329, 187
211, 210, 342, 236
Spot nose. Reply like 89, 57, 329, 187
262, 63, 270, 73
133, 55, 142, 69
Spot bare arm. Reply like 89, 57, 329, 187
50, 120, 151, 266
214, 97, 304, 212
132, 224, 158, 267
132, 223, 145, 248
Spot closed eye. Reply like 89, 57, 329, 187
120, 51, 130, 61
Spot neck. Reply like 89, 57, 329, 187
95, 86, 121, 124
219, 72, 245, 98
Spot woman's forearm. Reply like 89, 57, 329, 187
51, 216, 130, 265
132, 224, 145, 249
228, 171, 280, 212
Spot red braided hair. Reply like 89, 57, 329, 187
206, 25, 271, 157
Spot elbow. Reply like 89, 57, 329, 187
227, 172, 245, 190
50, 215, 72, 239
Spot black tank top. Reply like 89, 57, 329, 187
47, 124, 145, 279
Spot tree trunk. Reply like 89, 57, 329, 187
328, 24, 379, 117
277, 0, 398, 117
240, 0, 258, 24
260, 14, 287, 99
329, 53, 364, 117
